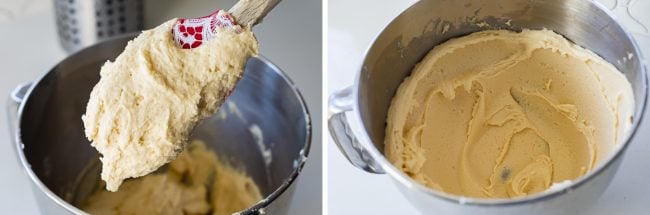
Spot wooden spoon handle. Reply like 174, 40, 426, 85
229, 0, 281, 27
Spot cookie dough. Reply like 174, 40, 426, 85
385, 29, 634, 198
82, 140, 263, 215
82, 11, 259, 191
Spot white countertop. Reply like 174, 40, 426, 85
327, 0, 650, 214
0, 0, 321, 214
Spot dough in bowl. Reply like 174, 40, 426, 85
385, 29, 634, 198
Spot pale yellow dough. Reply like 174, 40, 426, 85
82, 140, 263, 215
82, 11, 259, 191
385, 29, 634, 198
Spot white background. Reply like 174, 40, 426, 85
328, 0, 650, 214
0, 0, 322, 214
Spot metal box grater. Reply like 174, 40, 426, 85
54, 0, 144, 53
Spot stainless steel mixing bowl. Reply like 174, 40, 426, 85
8, 34, 311, 214
329, 0, 647, 214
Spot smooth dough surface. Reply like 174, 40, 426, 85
385, 29, 634, 198
82, 11, 258, 191
82, 140, 263, 215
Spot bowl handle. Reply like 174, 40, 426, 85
6, 82, 32, 155
328, 86, 385, 174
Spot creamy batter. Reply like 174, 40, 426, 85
385, 29, 634, 198
82, 11, 258, 191
82, 140, 263, 215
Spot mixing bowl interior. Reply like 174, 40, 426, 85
18, 36, 309, 210
357, 0, 646, 160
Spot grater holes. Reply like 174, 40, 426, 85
56, 0, 145, 49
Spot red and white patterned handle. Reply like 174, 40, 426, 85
172, 10, 241, 49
